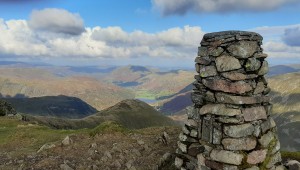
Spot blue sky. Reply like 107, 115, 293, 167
0, 0, 300, 67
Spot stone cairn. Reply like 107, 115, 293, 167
175, 31, 284, 170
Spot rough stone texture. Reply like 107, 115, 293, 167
242, 106, 267, 122
199, 65, 218, 77
215, 55, 241, 72
200, 104, 241, 116
261, 117, 276, 133
175, 31, 281, 170
258, 131, 275, 148
222, 137, 257, 151
202, 79, 253, 94
221, 71, 257, 81
224, 123, 255, 138
245, 58, 261, 71
258, 61, 269, 75
215, 92, 270, 105
227, 41, 259, 58
210, 149, 244, 165
247, 149, 267, 164
266, 152, 282, 169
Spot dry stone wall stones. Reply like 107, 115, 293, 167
175, 31, 282, 170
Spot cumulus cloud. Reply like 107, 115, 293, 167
282, 26, 300, 46
152, 0, 299, 16
28, 8, 85, 35
0, 16, 204, 61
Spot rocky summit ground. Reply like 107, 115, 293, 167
0, 117, 180, 170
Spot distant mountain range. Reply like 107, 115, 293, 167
2, 95, 97, 119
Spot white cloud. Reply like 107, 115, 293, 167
0, 16, 204, 61
28, 8, 85, 35
152, 0, 299, 16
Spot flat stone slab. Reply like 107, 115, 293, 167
258, 131, 275, 148
222, 137, 257, 151
200, 104, 241, 116
202, 79, 253, 94
215, 92, 270, 105
221, 71, 257, 81
203, 31, 262, 41
242, 106, 267, 122
210, 149, 244, 165
224, 123, 255, 138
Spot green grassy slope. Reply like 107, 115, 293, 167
25, 99, 176, 130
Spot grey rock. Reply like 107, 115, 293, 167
62, 136, 72, 146
209, 47, 224, 56
258, 131, 275, 148
188, 143, 205, 157
179, 133, 197, 143
258, 61, 269, 75
210, 149, 244, 165
217, 116, 244, 124
261, 117, 277, 133
202, 78, 253, 94
204, 91, 216, 102
222, 137, 257, 151
227, 41, 259, 58
285, 160, 300, 170
195, 56, 211, 65
266, 152, 282, 169
271, 140, 281, 155
182, 125, 190, 135
224, 123, 255, 138
199, 65, 218, 77
178, 141, 187, 153
215, 55, 241, 72
175, 157, 183, 169
200, 104, 241, 116
253, 81, 265, 94
254, 53, 268, 58
191, 93, 204, 106
221, 71, 257, 81
245, 166, 260, 170
190, 129, 198, 138
198, 46, 208, 57
37, 143, 56, 153
245, 58, 261, 71
213, 123, 222, 145
215, 92, 270, 105
60, 164, 73, 170
242, 106, 267, 122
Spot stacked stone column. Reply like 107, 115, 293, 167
175, 31, 283, 170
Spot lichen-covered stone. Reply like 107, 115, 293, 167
175, 157, 184, 168
245, 58, 261, 71
210, 149, 244, 165
242, 106, 267, 122
213, 123, 222, 144
247, 149, 267, 164
200, 104, 241, 116
199, 65, 218, 77
198, 46, 208, 57
245, 166, 259, 170
224, 123, 255, 138
215, 55, 241, 72
222, 137, 257, 151
215, 92, 270, 105
258, 131, 275, 148
227, 41, 259, 58
202, 78, 253, 94
266, 152, 282, 169
204, 91, 216, 102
